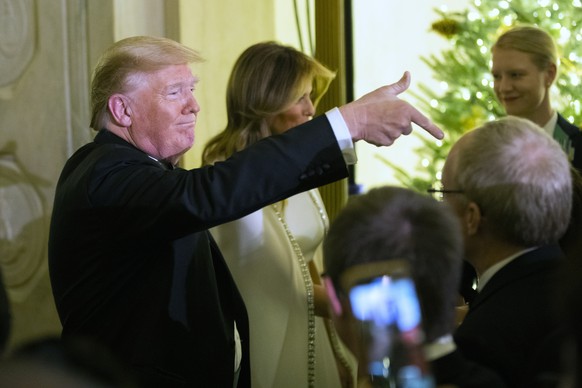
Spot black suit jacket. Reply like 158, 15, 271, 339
557, 113, 582, 173
454, 245, 564, 388
431, 349, 507, 388
48, 115, 349, 388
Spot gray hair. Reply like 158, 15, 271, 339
455, 116, 572, 245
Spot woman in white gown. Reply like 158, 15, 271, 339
202, 42, 356, 388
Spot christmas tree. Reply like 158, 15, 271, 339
381, 0, 582, 192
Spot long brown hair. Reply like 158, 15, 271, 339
202, 42, 335, 164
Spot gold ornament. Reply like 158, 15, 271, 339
431, 18, 461, 38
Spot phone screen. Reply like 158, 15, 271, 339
349, 276, 421, 330
348, 275, 434, 387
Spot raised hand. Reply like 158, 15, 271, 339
339, 71, 443, 146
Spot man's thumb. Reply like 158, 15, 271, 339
386, 71, 411, 96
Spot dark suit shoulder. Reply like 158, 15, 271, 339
454, 246, 564, 387
557, 113, 582, 172
476, 245, 563, 300
557, 113, 580, 138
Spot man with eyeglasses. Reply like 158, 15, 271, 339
441, 116, 572, 387
428, 185, 480, 307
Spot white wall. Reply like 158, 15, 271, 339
352, 0, 470, 192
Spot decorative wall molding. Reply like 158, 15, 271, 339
0, 142, 49, 303
0, 0, 35, 89
65, 0, 93, 153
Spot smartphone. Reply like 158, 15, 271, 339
349, 274, 434, 387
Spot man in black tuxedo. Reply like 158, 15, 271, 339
47, 36, 443, 388
442, 116, 572, 387
323, 186, 507, 388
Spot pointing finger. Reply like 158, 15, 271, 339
411, 109, 444, 139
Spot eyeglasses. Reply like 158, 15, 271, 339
427, 183, 464, 201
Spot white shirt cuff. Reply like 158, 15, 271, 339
325, 107, 357, 165
423, 334, 457, 361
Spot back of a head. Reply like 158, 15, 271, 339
323, 186, 464, 341
492, 25, 558, 70
454, 116, 572, 246
90, 36, 203, 131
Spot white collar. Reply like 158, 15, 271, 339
477, 247, 538, 292
423, 334, 456, 361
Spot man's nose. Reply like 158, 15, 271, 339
185, 94, 200, 114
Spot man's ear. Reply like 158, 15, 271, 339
324, 277, 343, 316
107, 94, 133, 127
465, 201, 482, 236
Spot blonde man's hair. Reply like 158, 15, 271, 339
90, 36, 203, 130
